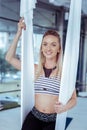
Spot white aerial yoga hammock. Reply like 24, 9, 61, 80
20, 0, 82, 130
54, 0, 82, 130
20, 0, 37, 125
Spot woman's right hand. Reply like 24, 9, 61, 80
17, 17, 26, 36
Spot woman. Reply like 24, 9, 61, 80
5, 17, 77, 130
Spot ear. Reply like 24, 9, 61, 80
41, 44, 43, 52
57, 49, 60, 53
41, 49, 43, 52
58, 46, 61, 53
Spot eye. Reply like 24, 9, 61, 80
42, 42, 47, 46
51, 42, 57, 46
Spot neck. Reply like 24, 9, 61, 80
45, 59, 57, 69
43, 65, 57, 77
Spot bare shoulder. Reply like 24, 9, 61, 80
58, 66, 62, 78
34, 64, 38, 71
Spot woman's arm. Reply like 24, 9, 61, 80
54, 89, 77, 113
5, 17, 26, 70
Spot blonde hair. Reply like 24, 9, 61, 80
35, 30, 63, 80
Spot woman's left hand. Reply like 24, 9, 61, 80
54, 101, 65, 114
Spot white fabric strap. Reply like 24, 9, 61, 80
20, 0, 37, 125
55, 0, 82, 130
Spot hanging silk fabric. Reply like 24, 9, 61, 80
54, 0, 82, 130
20, 0, 37, 125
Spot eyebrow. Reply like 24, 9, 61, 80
42, 41, 57, 44
42, 42, 47, 44
51, 42, 57, 44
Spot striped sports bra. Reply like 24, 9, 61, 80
34, 75, 61, 95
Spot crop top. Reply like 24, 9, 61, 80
34, 75, 60, 95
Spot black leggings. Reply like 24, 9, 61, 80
21, 111, 55, 130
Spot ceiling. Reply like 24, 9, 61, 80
38, 0, 87, 15
0, 0, 87, 33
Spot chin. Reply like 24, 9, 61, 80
45, 56, 55, 60
45, 55, 53, 58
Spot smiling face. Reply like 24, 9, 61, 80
36, 30, 62, 79
41, 35, 60, 60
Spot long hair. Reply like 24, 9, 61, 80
35, 30, 63, 80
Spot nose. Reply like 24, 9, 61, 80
47, 45, 51, 50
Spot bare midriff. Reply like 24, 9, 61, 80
35, 93, 59, 114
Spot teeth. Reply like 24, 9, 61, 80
46, 52, 52, 55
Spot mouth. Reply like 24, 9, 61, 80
45, 51, 52, 55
